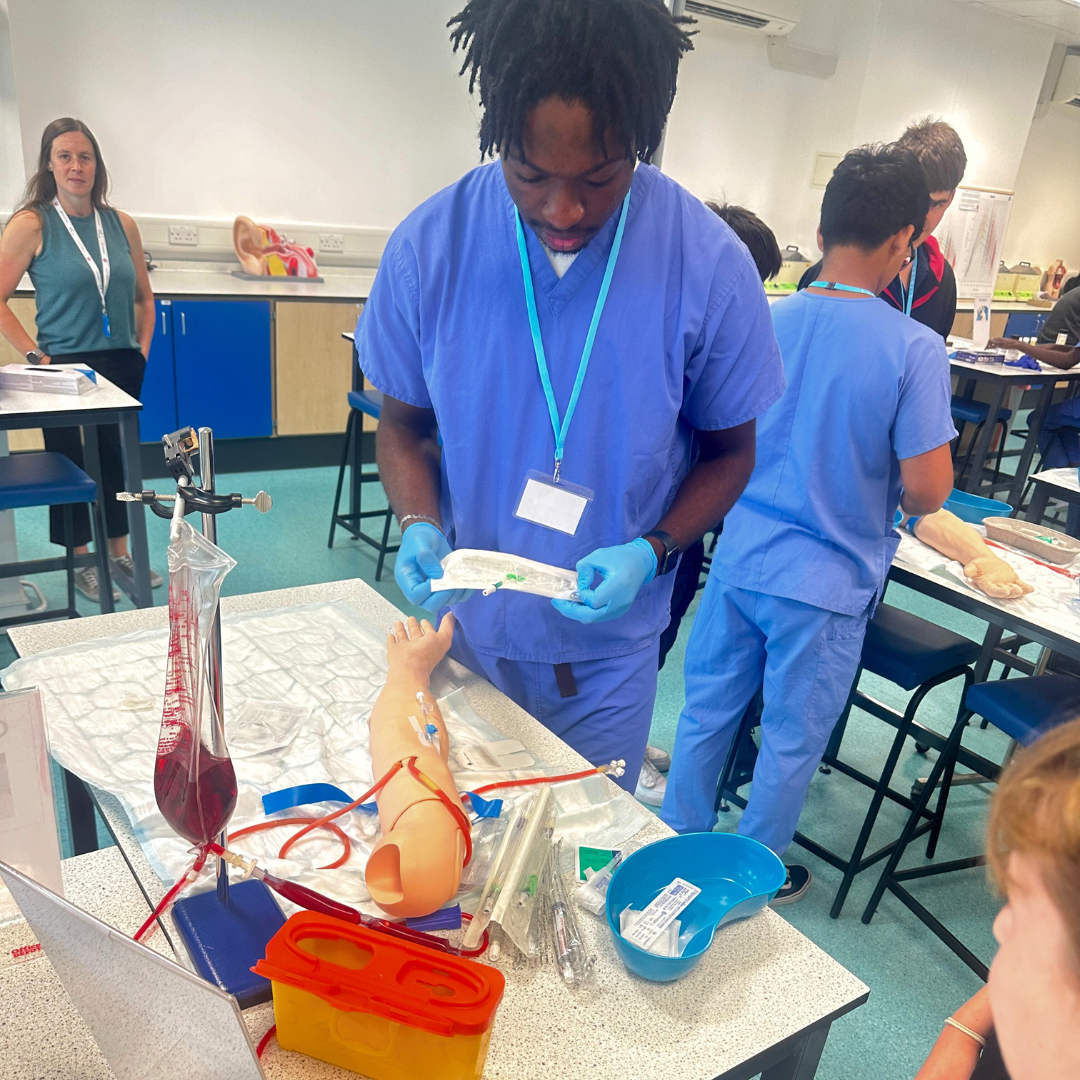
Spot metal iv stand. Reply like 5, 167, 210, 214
119, 426, 272, 905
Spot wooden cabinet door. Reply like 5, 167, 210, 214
274, 301, 363, 435
1, 298, 44, 450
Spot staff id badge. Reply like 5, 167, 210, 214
514, 470, 593, 536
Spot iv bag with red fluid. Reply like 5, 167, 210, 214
154, 517, 239, 847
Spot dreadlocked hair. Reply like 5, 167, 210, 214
448, 0, 695, 162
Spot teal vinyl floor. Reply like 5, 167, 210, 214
0, 458, 1052, 1080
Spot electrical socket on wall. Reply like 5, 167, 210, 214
319, 233, 345, 253
168, 224, 199, 246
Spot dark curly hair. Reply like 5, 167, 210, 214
819, 144, 929, 252
448, 0, 695, 162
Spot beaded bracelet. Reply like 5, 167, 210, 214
398, 513, 441, 531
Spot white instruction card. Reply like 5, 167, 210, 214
623, 877, 701, 950
514, 472, 591, 535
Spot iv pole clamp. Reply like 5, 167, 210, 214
117, 428, 272, 520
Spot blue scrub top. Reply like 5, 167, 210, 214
358, 163, 785, 663
712, 291, 957, 617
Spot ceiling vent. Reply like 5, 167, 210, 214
684, 0, 801, 36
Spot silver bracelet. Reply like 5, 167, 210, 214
398, 513, 441, 531
944, 1017, 987, 1049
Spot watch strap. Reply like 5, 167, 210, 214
643, 530, 680, 575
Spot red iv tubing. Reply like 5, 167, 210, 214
133, 759, 622, 952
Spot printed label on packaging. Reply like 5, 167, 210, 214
623, 877, 701, 950
577, 845, 621, 882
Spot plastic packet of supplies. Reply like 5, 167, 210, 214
575, 842, 640, 916
438, 549, 581, 602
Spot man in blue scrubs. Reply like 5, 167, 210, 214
661, 145, 957, 899
356, 0, 785, 791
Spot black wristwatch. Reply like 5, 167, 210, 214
643, 530, 680, 575
25, 349, 43, 365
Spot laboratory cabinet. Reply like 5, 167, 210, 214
139, 299, 178, 442
173, 300, 273, 439
140, 299, 272, 442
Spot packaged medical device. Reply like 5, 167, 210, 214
438, 549, 581, 601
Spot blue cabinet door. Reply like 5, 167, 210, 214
139, 299, 179, 442
173, 300, 273, 439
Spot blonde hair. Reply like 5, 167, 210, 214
988, 718, 1080, 969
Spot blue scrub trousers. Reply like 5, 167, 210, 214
660, 576, 868, 856
1038, 398, 1080, 536
449, 630, 659, 794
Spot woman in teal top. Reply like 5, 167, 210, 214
0, 117, 161, 602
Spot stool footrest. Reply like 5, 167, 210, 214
0, 552, 103, 580
820, 756, 924, 813
877, 878, 988, 981
891, 854, 986, 883
0, 606, 79, 630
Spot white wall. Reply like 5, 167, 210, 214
662, 0, 1056, 256
662, 0, 880, 259
3, 0, 1063, 265
0, 0, 24, 211
1004, 103, 1080, 272
6, 0, 480, 229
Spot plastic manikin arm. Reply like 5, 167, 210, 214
912, 510, 1034, 599
365, 614, 465, 918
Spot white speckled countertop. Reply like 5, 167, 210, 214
5, 580, 868, 1080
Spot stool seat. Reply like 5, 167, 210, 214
0, 452, 97, 511
348, 389, 384, 420
950, 397, 1012, 426
861, 604, 981, 691
965, 674, 1080, 745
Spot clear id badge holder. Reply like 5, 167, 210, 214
513, 470, 593, 536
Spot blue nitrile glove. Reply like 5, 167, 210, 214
1005, 354, 1041, 370
394, 522, 474, 613
552, 538, 657, 624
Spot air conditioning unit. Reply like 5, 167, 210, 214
684, 0, 801, 35
1052, 50, 1080, 107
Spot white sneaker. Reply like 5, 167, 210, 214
635, 759, 667, 807
645, 744, 671, 772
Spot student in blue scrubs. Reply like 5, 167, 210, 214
356, 0, 785, 792
661, 145, 957, 899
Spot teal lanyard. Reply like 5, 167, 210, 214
898, 246, 918, 316
807, 280, 876, 298
514, 190, 630, 482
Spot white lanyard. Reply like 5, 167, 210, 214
52, 197, 111, 337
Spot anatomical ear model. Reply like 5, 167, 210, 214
365, 614, 467, 918
232, 215, 320, 279
912, 510, 1034, 599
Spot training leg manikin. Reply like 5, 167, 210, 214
366, 614, 466, 918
